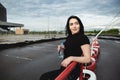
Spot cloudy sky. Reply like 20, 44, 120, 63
0, 0, 120, 31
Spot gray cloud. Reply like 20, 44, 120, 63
1, 0, 120, 17
0, 0, 120, 31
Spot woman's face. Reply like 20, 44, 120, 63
69, 18, 80, 34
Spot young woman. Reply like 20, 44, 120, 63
40, 15, 91, 80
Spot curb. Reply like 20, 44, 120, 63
0, 37, 66, 50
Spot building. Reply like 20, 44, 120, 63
15, 28, 29, 35
0, 3, 24, 34
0, 3, 7, 21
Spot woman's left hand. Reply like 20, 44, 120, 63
61, 56, 73, 67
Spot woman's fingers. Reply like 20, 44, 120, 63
57, 45, 62, 52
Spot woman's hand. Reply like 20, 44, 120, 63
61, 56, 73, 67
57, 45, 64, 52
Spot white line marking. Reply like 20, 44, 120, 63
114, 41, 120, 44
5, 54, 32, 61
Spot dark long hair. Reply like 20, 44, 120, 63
65, 15, 84, 36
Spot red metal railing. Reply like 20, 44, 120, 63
55, 61, 77, 80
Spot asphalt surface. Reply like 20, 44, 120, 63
0, 40, 63, 80
0, 38, 120, 80
96, 39, 120, 80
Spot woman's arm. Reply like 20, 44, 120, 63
61, 44, 91, 67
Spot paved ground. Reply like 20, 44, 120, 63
0, 37, 120, 80
0, 40, 63, 80
0, 34, 65, 44
96, 39, 120, 80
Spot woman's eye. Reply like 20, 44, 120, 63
69, 23, 73, 26
75, 22, 79, 25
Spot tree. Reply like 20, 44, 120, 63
107, 28, 119, 34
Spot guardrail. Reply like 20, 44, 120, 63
55, 62, 77, 80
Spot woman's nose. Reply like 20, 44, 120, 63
73, 23, 76, 27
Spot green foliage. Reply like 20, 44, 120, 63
85, 28, 119, 35
102, 29, 119, 35
29, 31, 64, 34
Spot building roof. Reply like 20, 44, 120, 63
0, 3, 5, 9
0, 21, 24, 27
